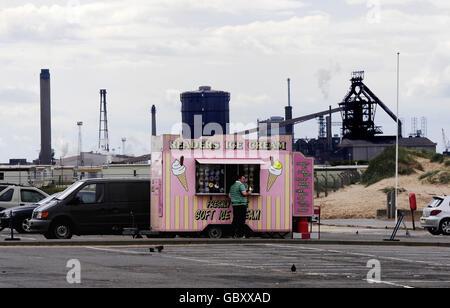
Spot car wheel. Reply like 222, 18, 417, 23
440, 219, 450, 236
44, 231, 56, 239
206, 226, 223, 239
15, 218, 31, 234
51, 220, 73, 240
427, 227, 442, 236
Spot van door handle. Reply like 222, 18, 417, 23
111, 208, 120, 214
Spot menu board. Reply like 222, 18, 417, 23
196, 164, 225, 194
293, 153, 314, 217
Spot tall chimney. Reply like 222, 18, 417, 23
285, 78, 293, 138
327, 105, 333, 150
40, 69, 52, 165
151, 105, 157, 136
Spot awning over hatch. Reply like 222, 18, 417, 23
195, 159, 266, 165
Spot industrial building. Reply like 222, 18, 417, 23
0, 165, 53, 187
340, 136, 437, 162
237, 71, 437, 164
333, 71, 436, 162
57, 152, 135, 167
257, 116, 289, 137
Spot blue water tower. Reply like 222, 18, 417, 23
181, 86, 230, 139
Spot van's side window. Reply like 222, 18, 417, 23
76, 184, 105, 204
0, 189, 14, 202
109, 183, 148, 202
21, 190, 46, 203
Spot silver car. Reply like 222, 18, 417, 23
420, 196, 450, 235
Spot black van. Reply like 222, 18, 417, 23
28, 178, 150, 239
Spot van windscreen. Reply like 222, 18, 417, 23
57, 181, 85, 200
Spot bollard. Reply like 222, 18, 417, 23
409, 193, 417, 231
296, 218, 310, 239
5, 210, 20, 241
387, 191, 393, 219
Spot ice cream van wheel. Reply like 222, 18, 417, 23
205, 225, 223, 239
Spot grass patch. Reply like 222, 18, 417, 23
420, 171, 450, 185
439, 172, 450, 184
380, 187, 406, 194
41, 186, 68, 195
419, 170, 440, 180
445, 160, 450, 167
430, 153, 445, 164
409, 149, 435, 160
361, 146, 423, 186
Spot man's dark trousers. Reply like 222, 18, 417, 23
232, 204, 247, 237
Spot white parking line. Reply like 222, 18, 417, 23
84, 246, 424, 287
84, 246, 335, 278
366, 279, 414, 288
85, 246, 148, 255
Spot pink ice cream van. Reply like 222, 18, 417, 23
149, 134, 314, 238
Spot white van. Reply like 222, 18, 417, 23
0, 185, 49, 211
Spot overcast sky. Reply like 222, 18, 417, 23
0, 0, 449, 162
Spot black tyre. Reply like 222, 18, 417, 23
440, 219, 450, 236
43, 231, 56, 239
49, 220, 73, 239
15, 218, 31, 234
427, 227, 441, 236
206, 226, 223, 239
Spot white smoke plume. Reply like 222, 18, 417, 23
316, 62, 341, 100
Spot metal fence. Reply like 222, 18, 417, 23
314, 166, 367, 198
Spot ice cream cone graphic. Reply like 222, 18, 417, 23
172, 157, 188, 192
267, 160, 283, 192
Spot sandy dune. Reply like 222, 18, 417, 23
318, 158, 450, 219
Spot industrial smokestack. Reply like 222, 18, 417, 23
285, 78, 293, 138
327, 106, 333, 150
40, 69, 52, 165
287, 78, 291, 107
151, 105, 157, 136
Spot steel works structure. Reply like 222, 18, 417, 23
339, 71, 402, 140
98, 89, 110, 152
